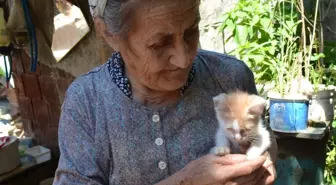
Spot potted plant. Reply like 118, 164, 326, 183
308, 53, 335, 124
305, 2, 336, 125
266, 0, 316, 133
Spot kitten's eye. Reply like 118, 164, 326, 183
245, 123, 255, 129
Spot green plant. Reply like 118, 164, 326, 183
323, 41, 336, 184
220, 0, 324, 97
322, 41, 336, 86
219, 0, 302, 94
325, 120, 336, 184
219, 0, 279, 83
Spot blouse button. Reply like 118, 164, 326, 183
158, 161, 167, 170
152, 114, 160, 123
155, 138, 164, 146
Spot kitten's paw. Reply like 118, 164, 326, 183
246, 147, 263, 160
212, 147, 231, 156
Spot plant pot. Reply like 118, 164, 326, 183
308, 89, 335, 123
269, 97, 309, 133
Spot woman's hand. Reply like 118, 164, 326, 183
237, 142, 277, 185
225, 158, 274, 185
257, 154, 276, 185
181, 154, 267, 185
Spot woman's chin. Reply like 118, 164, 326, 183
155, 81, 186, 92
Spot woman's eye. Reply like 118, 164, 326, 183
151, 42, 166, 49
184, 28, 199, 41
149, 36, 173, 50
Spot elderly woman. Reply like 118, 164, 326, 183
53, 0, 277, 185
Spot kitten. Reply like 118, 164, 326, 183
211, 91, 271, 160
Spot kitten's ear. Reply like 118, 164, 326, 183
213, 93, 227, 107
248, 95, 266, 115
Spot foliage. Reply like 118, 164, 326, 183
0, 67, 5, 77
219, 0, 324, 96
323, 41, 336, 183
219, 0, 287, 84
325, 120, 336, 184
322, 41, 336, 86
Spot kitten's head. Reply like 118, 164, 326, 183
213, 91, 266, 141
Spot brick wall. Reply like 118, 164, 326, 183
12, 49, 75, 156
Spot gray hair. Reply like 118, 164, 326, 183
102, 0, 201, 36
102, 0, 131, 36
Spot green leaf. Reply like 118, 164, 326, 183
226, 19, 235, 33
243, 6, 254, 12
250, 54, 265, 63
219, 13, 229, 21
252, 15, 260, 25
310, 53, 326, 61
234, 25, 248, 45
260, 17, 271, 29
236, 11, 249, 18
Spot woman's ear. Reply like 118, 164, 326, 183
93, 17, 121, 51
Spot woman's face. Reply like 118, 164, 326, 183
116, 0, 200, 92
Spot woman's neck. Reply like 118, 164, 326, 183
126, 72, 181, 108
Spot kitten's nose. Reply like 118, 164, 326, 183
234, 134, 242, 140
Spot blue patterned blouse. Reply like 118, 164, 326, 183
54, 50, 259, 185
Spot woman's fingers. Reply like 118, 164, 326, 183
216, 154, 248, 165
226, 166, 266, 185
262, 163, 277, 185
222, 156, 267, 179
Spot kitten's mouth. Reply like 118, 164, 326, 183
236, 138, 250, 144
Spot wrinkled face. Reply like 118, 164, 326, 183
116, 0, 200, 91
213, 92, 266, 141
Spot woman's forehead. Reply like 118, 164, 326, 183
144, 0, 199, 13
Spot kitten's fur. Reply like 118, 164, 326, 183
211, 91, 271, 160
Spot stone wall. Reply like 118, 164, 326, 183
199, 0, 336, 53
199, 0, 238, 53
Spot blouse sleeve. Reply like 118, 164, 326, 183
53, 83, 109, 185
242, 64, 258, 95
198, 50, 258, 95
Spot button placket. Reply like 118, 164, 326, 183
158, 161, 167, 170
155, 138, 164, 146
152, 112, 168, 172
152, 114, 160, 123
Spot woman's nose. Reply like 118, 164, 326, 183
169, 39, 190, 69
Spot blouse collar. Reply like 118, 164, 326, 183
107, 52, 195, 99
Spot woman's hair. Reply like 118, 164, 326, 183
102, 0, 131, 36
102, 0, 201, 36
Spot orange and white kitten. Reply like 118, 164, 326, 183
211, 91, 271, 160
